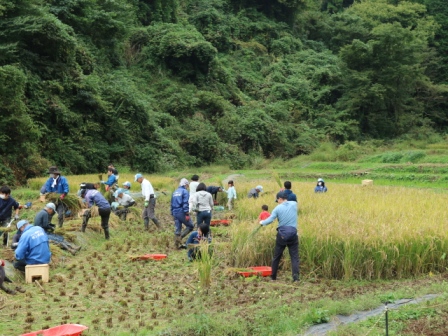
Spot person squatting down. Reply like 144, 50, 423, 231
171, 178, 194, 249
248, 185, 263, 198
14, 220, 51, 272
112, 189, 136, 220
43, 166, 69, 228
33, 203, 81, 255
80, 188, 111, 240
260, 191, 299, 282
0, 185, 20, 247
186, 224, 212, 262
135, 173, 161, 230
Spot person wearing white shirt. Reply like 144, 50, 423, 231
188, 174, 200, 213
135, 173, 160, 230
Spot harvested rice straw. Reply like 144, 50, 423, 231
45, 193, 82, 212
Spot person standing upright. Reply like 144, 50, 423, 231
171, 178, 194, 249
260, 191, 299, 282
189, 175, 200, 214
135, 173, 160, 230
276, 181, 297, 202
43, 166, 69, 227
0, 186, 20, 246
225, 181, 237, 210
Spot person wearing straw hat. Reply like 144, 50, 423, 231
248, 185, 263, 198
135, 173, 161, 230
171, 178, 194, 249
260, 191, 299, 282
14, 220, 51, 272
43, 166, 70, 228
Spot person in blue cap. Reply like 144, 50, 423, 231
248, 185, 263, 198
14, 220, 51, 272
314, 178, 328, 193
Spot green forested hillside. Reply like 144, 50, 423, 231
1, 0, 447, 184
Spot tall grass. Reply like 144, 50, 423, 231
229, 181, 448, 280
196, 241, 214, 288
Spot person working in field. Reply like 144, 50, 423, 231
43, 166, 69, 228
80, 187, 111, 240
189, 175, 200, 214
191, 183, 214, 227
14, 220, 51, 272
206, 185, 223, 202
33, 203, 81, 255
171, 178, 194, 249
185, 224, 212, 261
101, 167, 118, 191
276, 181, 297, 202
314, 178, 328, 193
259, 191, 299, 282
112, 189, 136, 220
258, 205, 270, 221
135, 173, 161, 230
247, 185, 263, 198
225, 180, 237, 210
0, 185, 20, 247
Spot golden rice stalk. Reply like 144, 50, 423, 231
45, 193, 83, 212
271, 170, 282, 188
98, 174, 105, 193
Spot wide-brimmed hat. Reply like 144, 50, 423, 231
48, 166, 61, 174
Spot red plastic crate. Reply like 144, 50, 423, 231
21, 324, 88, 336
238, 266, 272, 277
210, 219, 232, 227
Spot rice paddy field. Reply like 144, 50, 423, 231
2, 165, 448, 335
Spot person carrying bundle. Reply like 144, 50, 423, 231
80, 187, 111, 240
43, 166, 69, 228
101, 168, 118, 192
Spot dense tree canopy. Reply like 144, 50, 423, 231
0, 0, 447, 184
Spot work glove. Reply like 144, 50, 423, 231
100, 181, 105, 184
60, 194, 66, 200
259, 221, 263, 225
144, 201, 149, 207
14, 214, 20, 220
185, 214, 190, 221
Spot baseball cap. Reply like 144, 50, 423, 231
277, 191, 288, 200
17, 220, 29, 230
45, 203, 56, 211
134, 173, 143, 182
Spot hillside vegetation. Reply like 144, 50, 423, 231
1, 0, 448, 184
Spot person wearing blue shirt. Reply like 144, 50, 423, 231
0, 185, 20, 247
314, 178, 328, 193
101, 168, 118, 191
171, 178, 194, 249
43, 166, 70, 228
276, 181, 297, 202
14, 220, 51, 272
260, 191, 299, 282
80, 189, 111, 240
185, 224, 212, 261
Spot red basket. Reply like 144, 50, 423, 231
21, 324, 88, 336
238, 266, 272, 277
210, 219, 232, 227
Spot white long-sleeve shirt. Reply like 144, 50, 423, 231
141, 178, 155, 201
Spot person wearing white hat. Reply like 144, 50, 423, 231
248, 185, 263, 198
14, 220, 51, 272
314, 178, 328, 193
135, 173, 160, 230
170, 178, 194, 248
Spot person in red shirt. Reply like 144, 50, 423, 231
258, 205, 270, 221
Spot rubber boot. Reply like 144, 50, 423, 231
81, 215, 88, 232
152, 218, 161, 229
174, 234, 181, 249
4, 276, 12, 283
81, 223, 87, 232
58, 217, 64, 228
181, 227, 193, 239
144, 218, 150, 231
104, 228, 110, 240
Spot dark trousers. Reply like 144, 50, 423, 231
0, 218, 11, 245
173, 212, 194, 236
197, 211, 212, 227
13, 259, 27, 272
271, 232, 299, 281
99, 208, 111, 230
